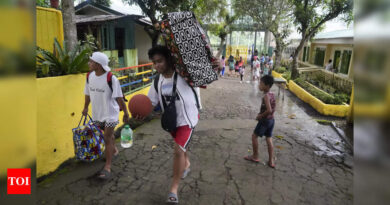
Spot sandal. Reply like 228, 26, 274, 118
166, 192, 178, 204
268, 161, 275, 168
182, 168, 190, 179
244, 155, 260, 163
97, 169, 112, 180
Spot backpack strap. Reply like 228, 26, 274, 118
86, 71, 91, 83
154, 74, 160, 94
107, 71, 128, 103
107, 71, 113, 92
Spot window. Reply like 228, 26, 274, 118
333, 50, 341, 70
340, 50, 352, 75
332, 49, 352, 75
314, 47, 326, 67
303, 47, 308, 62
103, 28, 108, 49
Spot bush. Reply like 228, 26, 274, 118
282, 70, 291, 82
294, 78, 346, 105
36, 38, 90, 78
275, 67, 287, 73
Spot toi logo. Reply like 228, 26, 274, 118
7, 168, 31, 194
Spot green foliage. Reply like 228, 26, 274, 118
281, 70, 291, 81
316, 119, 333, 125
36, 0, 50, 7
275, 67, 287, 73
80, 34, 99, 56
36, 38, 90, 78
108, 57, 119, 68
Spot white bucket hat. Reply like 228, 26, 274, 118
90, 52, 111, 71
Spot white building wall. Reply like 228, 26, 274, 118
135, 23, 152, 64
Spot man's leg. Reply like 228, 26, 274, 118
170, 143, 186, 195
102, 126, 115, 173
266, 137, 274, 165
252, 133, 259, 160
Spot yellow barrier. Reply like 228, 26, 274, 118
36, 7, 64, 51
37, 74, 86, 177
37, 74, 151, 177
0, 77, 36, 178
288, 80, 349, 117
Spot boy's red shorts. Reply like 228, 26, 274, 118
170, 125, 193, 152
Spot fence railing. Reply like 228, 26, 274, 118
112, 63, 156, 95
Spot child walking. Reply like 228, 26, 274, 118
239, 65, 245, 83
244, 75, 276, 168
252, 57, 261, 81
228, 55, 235, 76
221, 56, 226, 77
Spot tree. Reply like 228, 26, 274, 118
194, 0, 236, 58
62, 0, 78, 51
234, 0, 293, 70
289, 0, 353, 79
122, 0, 197, 47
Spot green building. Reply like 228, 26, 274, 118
75, 0, 152, 68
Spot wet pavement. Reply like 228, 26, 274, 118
37, 73, 353, 205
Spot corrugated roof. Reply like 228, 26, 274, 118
314, 29, 353, 39
75, 0, 124, 16
75, 14, 144, 24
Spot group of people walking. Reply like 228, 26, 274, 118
83, 46, 277, 204
218, 49, 274, 84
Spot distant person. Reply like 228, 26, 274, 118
235, 61, 240, 77
244, 75, 276, 168
289, 55, 293, 62
268, 58, 273, 70
325, 59, 333, 72
239, 64, 245, 83
251, 50, 259, 79
252, 57, 261, 81
238, 56, 244, 69
265, 54, 269, 63
260, 53, 265, 70
220, 56, 226, 77
228, 55, 235, 76
263, 63, 270, 76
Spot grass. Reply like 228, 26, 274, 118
316, 119, 333, 125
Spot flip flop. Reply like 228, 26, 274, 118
97, 169, 112, 180
244, 155, 260, 163
268, 161, 275, 168
182, 168, 190, 179
166, 192, 178, 204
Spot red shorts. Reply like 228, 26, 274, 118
170, 125, 193, 152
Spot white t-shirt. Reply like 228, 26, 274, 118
325, 63, 333, 71
84, 71, 123, 122
253, 60, 260, 69
148, 75, 188, 127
